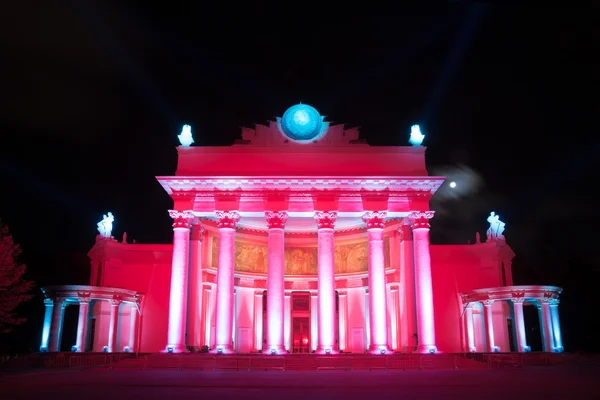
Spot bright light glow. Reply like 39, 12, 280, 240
409, 124, 425, 146
449, 181, 456, 188
293, 109, 310, 125
178, 124, 194, 147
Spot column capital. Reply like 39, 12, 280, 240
538, 298, 552, 304
202, 283, 212, 291
362, 211, 387, 229
460, 294, 471, 304
407, 211, 434, 230
389, 285, 399, 292
549, 299, 560, 306
482, 299, 494, 306
44, 298, 54, 306
265, 211, 288, 229
77, 292, 92, 304
191, 224, 206, 241
511, 297, 525, 304
398, 223, 412, 241
168, 210, 195, 229
255, 290, 264, 296
109, 295, 123, 306
310, 291, 318, 297
338, 290, 348, 296
314, 211, 337, 229
216, 211, 240, 229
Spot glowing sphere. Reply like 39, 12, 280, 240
280, 103, 324, 141
449, 181, 457, 188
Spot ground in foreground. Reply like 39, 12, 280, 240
1, 364, 598, 400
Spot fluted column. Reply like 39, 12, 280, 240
314, 211, 338, 354
549, 299, 563, 352
482, 300, 495, 352
48, 298, 66, 352
213, 211, 240, 354
75, 294, 91, 352
338, 291, 348, 351
200, 284, 212, 348
128, 303, 138, 352
284, 292, 292, 352
388, 286, 399, 351
40, 299, 54, 352
108, 297, 121, 353
399, 224, 417, 352
264, 211, 287, 354
465, 305, 476, 352
165, 210, 194, 353
511, 297, 528, 352
187, 224, 205, 349
254, 291, 264, 352
538, 299, 554, 352
408, 211, 436, 354
310, 292, 318, 352
362, 211, 391, 354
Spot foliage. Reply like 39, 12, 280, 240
0, 221, 34, 333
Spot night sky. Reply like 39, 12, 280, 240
1, 3, 598, 353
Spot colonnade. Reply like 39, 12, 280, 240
165, 209, 437, 354
462, 297, 563, 353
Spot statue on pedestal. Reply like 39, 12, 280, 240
97, 212, 114, 239
486, 212, 505, 242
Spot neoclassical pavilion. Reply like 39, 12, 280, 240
40, 104, 563, 354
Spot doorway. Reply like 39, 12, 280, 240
292, 317, 311, 353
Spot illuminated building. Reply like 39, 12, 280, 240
39, 104, 563, 354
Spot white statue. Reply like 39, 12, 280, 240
97, 212, 114, 239
409, 124, 425, 146
178, 124, 194, 146
486, 212, 505, 242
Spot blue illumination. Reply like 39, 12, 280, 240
409, 124, 425, 146
278, 103, 328, 142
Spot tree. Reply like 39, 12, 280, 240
0, 221, 34, 333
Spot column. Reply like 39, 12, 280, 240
165, 210, 194, 353
511, 298, 528, 352
482, 300, 495, 352
213, 211, 240, 354
362, 211, 391, 354
128, 303, 138, 352
48, 298, 66, 352
254, 291, 264, 352
538, 300, 554, 352
464, 304, 476, 352
310, 292, 318, 352
187, 224, 205, 349
549, 299, 563, 352
75, 294, 91, 352
399, 224, 417, 352
40, 299, 54, 352
388, 286, 399, 351
284, 293, 292, 351
408, 211, 436, 354
200, 284, 211, 348
314, 211, 337, 354
107, 297, 121, 353
264, 211, 287, 354
338, 291, 348, 351
365, 289, 370, 349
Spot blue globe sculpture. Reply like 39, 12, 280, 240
279, 103, 325, 141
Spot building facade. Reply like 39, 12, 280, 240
39, 104, 564, 354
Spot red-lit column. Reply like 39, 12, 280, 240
213, 211, 240, 354
75, 294, 91, 352
315, 211, 338, 354
408, 211, 437, 354
128, 303, 138, 352
108, 297, 121, 353
482, 300, 495, 352
465, 305, 476, 352
338, 291, 348, 351
362, 211, 391, 354
399, 224, 417, 352
254, 290, 264, 352
511, 297, 528, 352
165, 210, 194, 353
187, 224, 205, 349
264, 211, 287, 354
538, 299, 554, 352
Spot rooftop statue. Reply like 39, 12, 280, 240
97, 212, 114, 240
178, 124, 194, 147
486, 211, 505, 242
409, 124, 425, 146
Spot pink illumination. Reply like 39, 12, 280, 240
213, 211, 240, 354
512, 299, 527, 352
315, 211, 337, 354
409, 211, 437, 354
465, 305, 476, 352
265, 211, 287, 354
363, 211, 390, 354
108, 299, 120, 353
75, 299, 90, 352
482, 301, 495, 352
165, 210, 194, 353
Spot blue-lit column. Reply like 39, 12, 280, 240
40, 299, 54, 352
538, 300, 554, 352
48, 298, 66, 352
550, 299, 563, 352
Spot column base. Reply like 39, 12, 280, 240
163, 344, 188, 354
368, 345, 393, 355
416, 345, 437, 354
263, 345, 287, 355
211, 344, 235, 354
315, 345, 339, 355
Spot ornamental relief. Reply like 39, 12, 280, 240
211, 237, 390, 275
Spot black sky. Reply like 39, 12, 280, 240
1, 3, 599, 352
